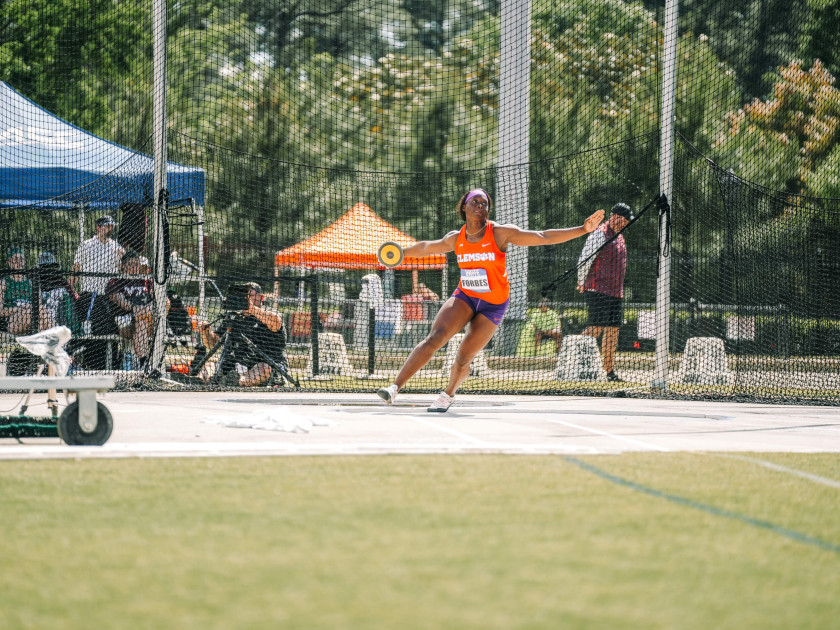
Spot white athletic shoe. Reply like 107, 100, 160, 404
377, 384, 399, 404
427, 391, 454, 413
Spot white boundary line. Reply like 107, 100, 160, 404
545, 418, 671, 452
404, 416, 491, 446
405, 414, 603, 454
717, 454, 840, 489
0, 441, 600, 460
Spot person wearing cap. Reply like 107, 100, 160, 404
197, 282, 288, 387
72, 215, 125, 343
1, 248, 39, 334
376, 188, 604, 412
72, 215, 125, 294
577, 202, 634, 382
105, 249, 158, 369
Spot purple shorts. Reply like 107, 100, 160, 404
452, 287, 509, 326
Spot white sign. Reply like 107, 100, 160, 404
727, 316, 755, 341
637, 310, 656, 339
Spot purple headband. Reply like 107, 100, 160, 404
463, 189, 489, 207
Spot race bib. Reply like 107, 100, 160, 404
460, 268, 490, 293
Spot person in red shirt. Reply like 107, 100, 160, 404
377, 188, 603, 412
576, 203, 633, 382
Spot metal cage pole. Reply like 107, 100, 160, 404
496, 0, 531, 354
652, 0, 679, 391
150, 0, 168, 372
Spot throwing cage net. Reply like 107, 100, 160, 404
1, 0, 838, 404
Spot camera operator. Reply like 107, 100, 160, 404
197, 282, 287, 387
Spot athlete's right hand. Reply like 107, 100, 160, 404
583, 209, 605, 232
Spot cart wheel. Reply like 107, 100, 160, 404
58, 401, 113, 446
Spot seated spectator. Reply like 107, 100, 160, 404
196, 282, 287, 387
0, 248, 50, 335
411, 281, 439, 301
37, 251, 78, 331
105, 249, 158, 369
529, 298, 563, 354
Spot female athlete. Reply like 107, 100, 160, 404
377, 188, 604, 411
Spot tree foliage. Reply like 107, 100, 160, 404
0, 0, 152, 147
0, 0, 839, 295
713, 59, 840, 194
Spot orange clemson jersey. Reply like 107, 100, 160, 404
455, 221, 509, 305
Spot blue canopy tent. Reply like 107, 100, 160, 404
0, 81, 204, 208
0, 82, 209, 360
0, 79, 208, 283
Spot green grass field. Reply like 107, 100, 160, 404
1, 453, 838, 629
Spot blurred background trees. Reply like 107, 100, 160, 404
1, 0, 838, 301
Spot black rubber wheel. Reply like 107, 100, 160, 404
58, 401, 113, 446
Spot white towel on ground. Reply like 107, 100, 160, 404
201, 407, 338, 434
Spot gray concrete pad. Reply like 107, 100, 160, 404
1, 390, 838, 459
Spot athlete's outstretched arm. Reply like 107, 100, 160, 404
495, 209, 604, 249
402, 231, 459, 257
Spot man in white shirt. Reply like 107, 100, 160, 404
70, 215, 125, 367
73, 215, 125, 294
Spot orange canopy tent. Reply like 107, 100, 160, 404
274, 202, 447, 271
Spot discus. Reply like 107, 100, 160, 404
377, 241, 404, 268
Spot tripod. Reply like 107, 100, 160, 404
189, 312, 300, 388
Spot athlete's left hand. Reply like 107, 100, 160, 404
583, 209, 605, 232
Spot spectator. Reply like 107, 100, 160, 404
73, 215, 125, 294
577, 202, 633, 382
411, 281, 439, 301
106, 249, 157, 369
37, 251, 78, 331
72, 214, 124, 343
197, 282, 288, 387
0, 247, 39, 334
529, 298, 563, 354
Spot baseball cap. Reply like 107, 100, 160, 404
610, 203, 634, 221
38, 251, 58, 266
6, 247, 24, 259
95, 215, 117, 227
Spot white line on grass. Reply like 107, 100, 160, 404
545, 418, 671, 452
717, 454, 840, 488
